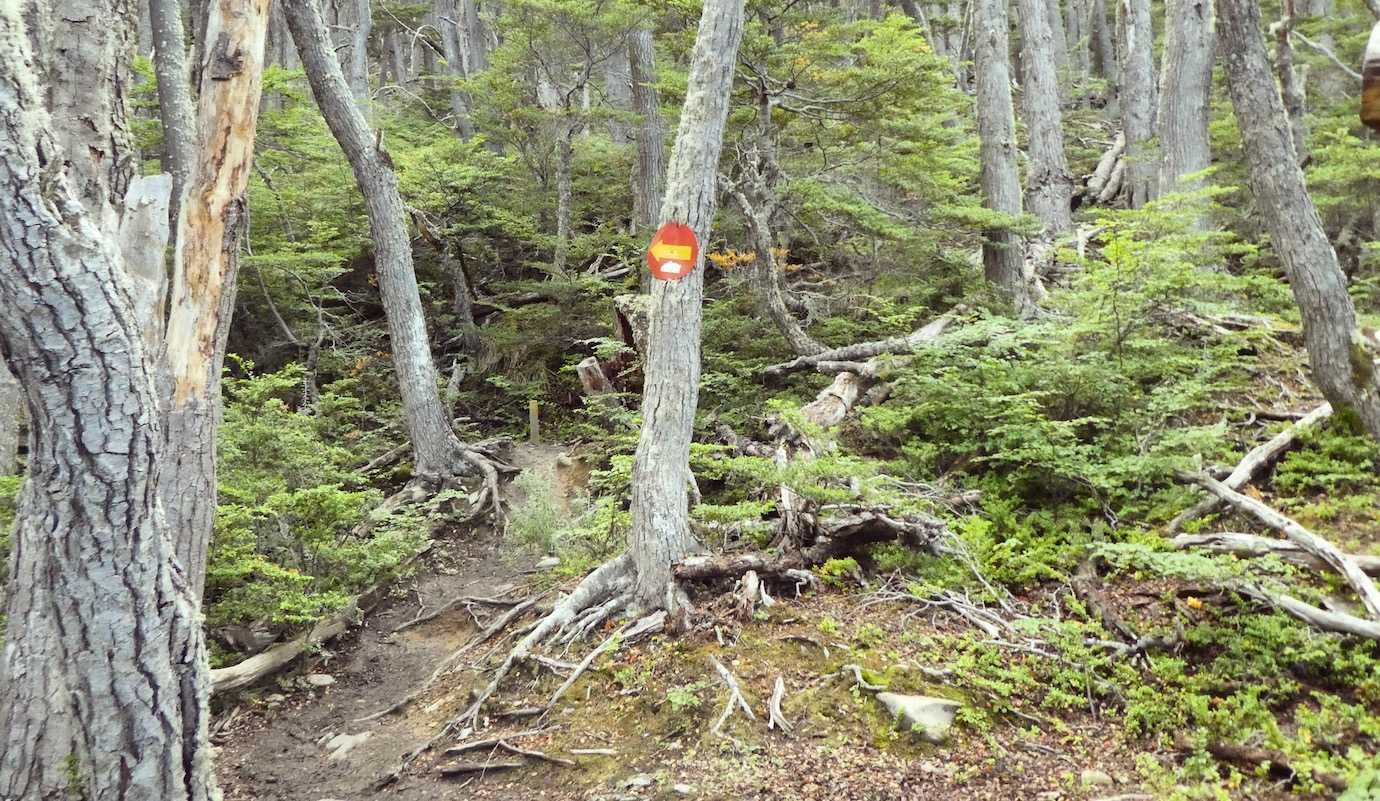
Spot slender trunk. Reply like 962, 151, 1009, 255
1092, 0, 1119, 94
1218, 0, 1380, 438
348, 0, 371, 101
1068, 0, 1092, 86
553, 126, 575, 275
1120, 0, 1156, 207
0, 7, 217, 798
628, 0, 746, 612
728, 187, 824, 356
150, 0, 197, 234
1017, 0, 1075, 234
603, 43, 632, 143
628, 27, 666, 233
1155, 0, 1214, 206
437, 0, 476, 137
285, 0, 465, 480
0, 360, 18, 476
1044, 0, 1071, 91
974, 0, 1035, 314
161, 0, 272, 602
1271, 0, 1308, 162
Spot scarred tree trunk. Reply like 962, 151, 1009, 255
1156, 0, 1214, 203
161, 0, 272, 601
285, 0, 473, 481
974, 0, 1035, 314
0, 6, 218, 798
1120, 0, 1156, 207
150, 0, 197, 232
1218, 0, 1380, 437
1017, 0, 1075, 234
628, 26, 666, 295
628, 0, 746, 611
0, 361, 18, 475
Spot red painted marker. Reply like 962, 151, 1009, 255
646, 222, 699, 281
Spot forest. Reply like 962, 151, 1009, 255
1, 0, 1379, 798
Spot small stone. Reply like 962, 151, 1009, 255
1080, 769, 1115, 787
305, 673, 336, 687
672, 784, 694, 796
536, 556, 560, 570
874, 692, 962, 742
324, 731, 371, 762
621, 773, 654, 789
263, 693, 287, 705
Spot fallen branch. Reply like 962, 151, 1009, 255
495, 740, 576, 768
1238, 584, 1380, 640
1170, 403, 1331, 532
1177, 734, 1349, 792
1182, 472, 1380, 619
761, 312, 956, 380
1174, 532, 1380, 576
212, 542, 435, 695
436, 759, 526, 776
391, 593, 529, 635
442, 728, 552, 756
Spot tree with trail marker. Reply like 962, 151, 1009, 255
423, 0, 748, 736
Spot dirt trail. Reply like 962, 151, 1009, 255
215, 444, 576, 801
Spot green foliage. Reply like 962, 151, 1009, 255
664, 681, 710, 713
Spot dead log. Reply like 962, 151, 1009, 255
1085, 133, 1125, 200
1176, 734, 1349, 792
1170, 403, 1332, 531
1173, 532, 1380, 576
211, 541, 435, 694
761, 312, 956, 381
1237, 584, 1380, 641
1181, 472, 1380, 619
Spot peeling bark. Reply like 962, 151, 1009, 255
161, 0, 272, 601
0, 6, 217, 797
628, 0, 747, 611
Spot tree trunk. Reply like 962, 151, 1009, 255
1044, 0, 1072, 92
285, 0, 469, 480
1092, 0, 1119, 90
347, 0, 371, 101
553, 126, 575, 275
1067, 0, 1092, 86
974, 0, 1035, 314
627, 0, 746, 612
628, 27, 666, 256
727, 187, 825, 356
161, 0, 272, 602
1218, 0, 1380, 438
0, 360, 18, 476
0, 7, 218, 798
1017, 0, 1075, 234
1271, 0, 1308, 162
1155, 0, 1214, 204
458, 0, 488, 74
1120, 0, 1156, 207
31, 0, 139, 229
1365, 21, 1380, 133
149, 0, 197, 234
603, 43, 632, 143
437, 0, 477, 138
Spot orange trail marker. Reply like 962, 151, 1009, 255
646, 221, 700, 281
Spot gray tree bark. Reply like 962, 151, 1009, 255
1044, 0, 1072, 91
553, 127, 575, 275
149, 0, 197, 234
0, 360, 18, 475
1017, 0, 1075, 234
458, 0, 488, 74
1218, 0, 1380, 438
1271, 0, 1309, 162
975, 0, 1035, 314
726, 186, 825, 356
1067, 0, 1093, 86
285, 0, 480, 481
437, 0, 477, 138
1120, 0, 1156, 207
627, 0, 746, 612
1092, 0, 1119, 90
1155, 0, 1214, 203
161, 0, 272, 601
30, 0, 139, 229
347, 0, 372, 101
603, 43, 632, 143
0, 6, 218, 798
628, 27, 666, 235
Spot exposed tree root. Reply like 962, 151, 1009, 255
1173, 532, 1380, 576
767, 676, 792, 734
709, 656, 756, 749
391, 593, 528, 635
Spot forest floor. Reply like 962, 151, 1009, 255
213, 445, 1338, 801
